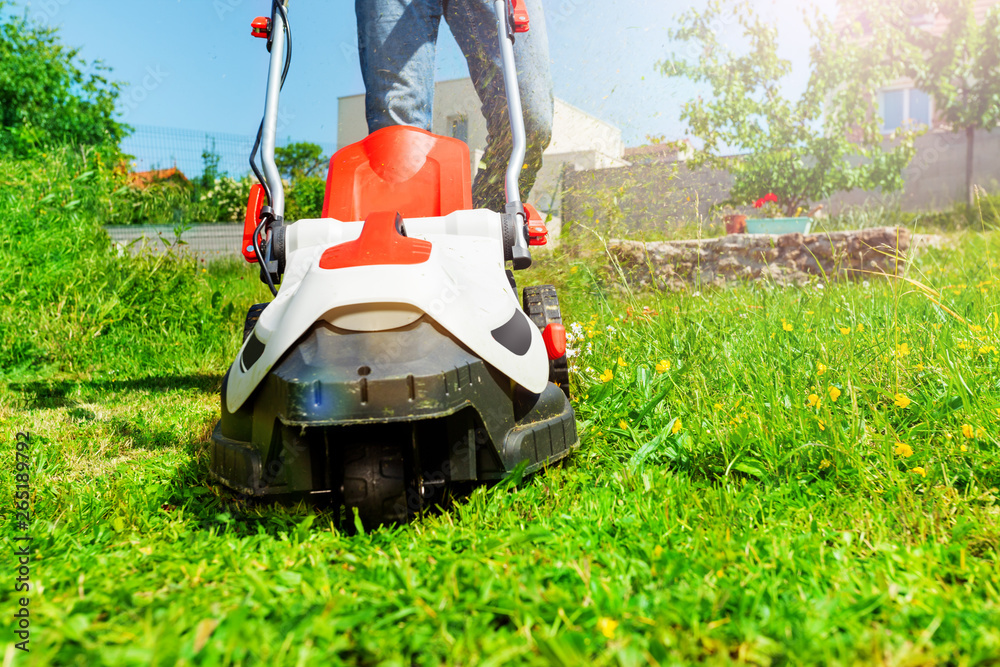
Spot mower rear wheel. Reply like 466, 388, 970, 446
340, 443, 412, 530
523, 285, 570, 399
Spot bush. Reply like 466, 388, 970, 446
0, 4, 126, 156
285, 176, 326, 220
0, 148, 241, 376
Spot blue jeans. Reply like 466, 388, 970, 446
355, 0, 553, 212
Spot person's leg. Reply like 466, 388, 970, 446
355, 0, 444, 132
444, 0, 553, 211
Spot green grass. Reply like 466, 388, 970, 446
2, 151, 1000, 665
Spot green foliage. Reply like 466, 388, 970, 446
0, 148, 250, 374
0, 3, 127, 156
285, 175, 326, 220
842, 0, 1000, 205
274, 141, 327, 181
661, 0, 917, 216
199, 138, 222, 191
3, 228, 1000, 663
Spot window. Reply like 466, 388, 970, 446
880, 88, 932, 132
448, 115, 468, 144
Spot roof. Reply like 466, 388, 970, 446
834, 0, 999, 38
127, 167, 189, 189
623, 140, 692, 164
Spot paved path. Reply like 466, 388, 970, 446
105, 224, 244, 260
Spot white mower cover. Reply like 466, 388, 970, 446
225, 211, 549, 413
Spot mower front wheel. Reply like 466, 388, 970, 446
340, 443, 414, 530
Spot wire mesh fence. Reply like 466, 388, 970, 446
119, 124, 339, 181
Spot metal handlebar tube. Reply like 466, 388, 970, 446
260, 2, 287, 219
492, 0, 532, 270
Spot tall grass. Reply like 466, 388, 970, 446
1, 152, 998, 664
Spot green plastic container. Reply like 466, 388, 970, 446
745, 217, 812, 235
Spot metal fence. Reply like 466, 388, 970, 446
119, 124, 338, 181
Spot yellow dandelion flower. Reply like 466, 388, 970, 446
894, 442, 914, 458
857, 323, 865, 332
671, 418, 682, 434
805, 310, 815, 316
713, 402, 724, 410
819, 459, 831, 469
570, 265, 579, 274
618, 419, 628, 430
911, 467, 926, 477
962, 424, 974, 438
971, 325, 983, 333
783, 321, 794, 331
655, 360, 671, 373
828, 386, 842, 402
897, 343, 910, 356
597, 617, 619, 639
817, 363, 827, 376
653, 545, 664, 558
960, 444, 968, 452
599, 369, 614, 383
617, 356, 627, 367
806, 393, 820, 408
893, 393, 912, 409
915, 363, 925, 372
839, 327, 851, 335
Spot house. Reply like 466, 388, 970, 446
337, 78, 628, 214
827, 0, 1000, 211
833, 0, 1000, 134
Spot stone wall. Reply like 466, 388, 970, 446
609, 227, 911, 291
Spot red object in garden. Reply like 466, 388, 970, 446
724, 214, 747, 234
754, 192, 778, 208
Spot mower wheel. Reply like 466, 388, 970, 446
523, 285, 570, 399
341, 443, 412, 530
242, 303, 268, 342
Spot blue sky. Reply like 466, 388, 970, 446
17, 0, 823, 148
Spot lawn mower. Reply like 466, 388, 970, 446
209, 0, 577, 528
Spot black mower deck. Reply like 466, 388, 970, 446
210, 317, 577, 503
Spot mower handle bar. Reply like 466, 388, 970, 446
260, 1, 287, 218
257, 1, 527, 231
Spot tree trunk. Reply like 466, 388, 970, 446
966, 125, 975, 208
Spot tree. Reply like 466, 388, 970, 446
200, 138, 222, 190
274, 141, 327, 182
908, 0, 1000, 207
661, 0, 918, 217
0, 3, 126, 156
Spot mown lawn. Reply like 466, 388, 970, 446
2, 152, 1000, 665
